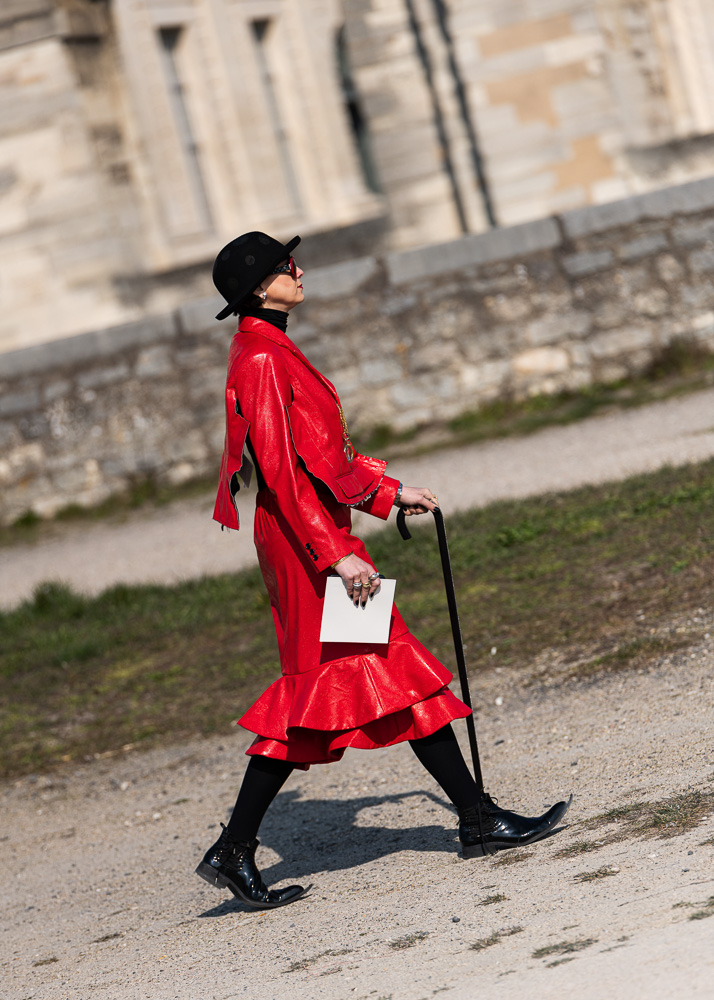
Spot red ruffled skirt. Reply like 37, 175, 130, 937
238, 488, 470, 769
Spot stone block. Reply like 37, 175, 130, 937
561, 196, 642, 239
680, 280, 714, 310
526, 309, 591, 345
77, 363, 130, 390
459, 360, 511, 392
691, 311, 714, 333
305, 257, 380, 300
589, 326, 653, 359
593, 362, 628, 383
672, 219, 714, 247
633, 289, 669, 317
386, 218, 560, 284
136, 346, 173, 378
483, 293, 532, 322
43, 379, 71, 402
656, 254, 684, 284
689, 249, 714, 274
178, 295, 226, 336
0, 386, 40, 415
618, 232, 668, 260
562, 249, 614, 277
593, 300, 628, 330
561, 176, 714, 239
513, 347, 569, 376
359, 357, 402, 386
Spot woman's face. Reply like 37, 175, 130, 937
256, 258, 304, 312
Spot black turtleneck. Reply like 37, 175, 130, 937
238, 302, 289, 333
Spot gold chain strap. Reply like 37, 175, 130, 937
337, 403, 355, 462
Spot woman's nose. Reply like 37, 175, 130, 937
296, 265, 304, 279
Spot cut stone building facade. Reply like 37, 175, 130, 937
2, 0, 714, 354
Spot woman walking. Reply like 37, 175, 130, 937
196, 232, 570, 909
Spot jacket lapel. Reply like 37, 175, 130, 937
236, 317, 342, 407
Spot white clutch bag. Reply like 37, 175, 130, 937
319, 576, 396, 644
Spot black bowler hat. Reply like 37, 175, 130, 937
213, 231, 301, 320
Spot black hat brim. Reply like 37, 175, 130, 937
215, 235, 301, 320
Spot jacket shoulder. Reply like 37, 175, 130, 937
229, 333, 290, 381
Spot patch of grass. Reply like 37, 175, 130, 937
470, 926, 523, 952
698, 835, 714, 846
32, 957, 58, 967
573, 866, 620, 883
389, 931, 429, 950
3, 457, 714, 778
285, 948, 352, 973
687, 897, 714, 921
582, 790, 714, 843
479, 893, 508, 905
553, 840, 604, 858
532, 938, 598, 959
491, 850, 533, 867
91, 932, 123, 943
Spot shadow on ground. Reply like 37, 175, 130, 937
196, 786, 572, 917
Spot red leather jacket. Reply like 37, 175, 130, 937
213, 317, 399, 572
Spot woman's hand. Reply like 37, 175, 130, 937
331, 554, 381, 607
396, 485, 440, 516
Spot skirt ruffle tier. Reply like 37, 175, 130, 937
239, 631, 470, 769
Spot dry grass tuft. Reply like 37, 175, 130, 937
574, 866, 620, 883
470, 926, 523, 952
532, 937, 598, 959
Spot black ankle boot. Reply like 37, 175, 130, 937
195, 824, 310, 909
458, 792, 572, 859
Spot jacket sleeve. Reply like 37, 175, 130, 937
236, 348, 351, 573
352, 473, 400, 519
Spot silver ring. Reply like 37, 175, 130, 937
352, 581, 363, 589
368, 572, 380, 580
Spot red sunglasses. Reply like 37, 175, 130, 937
271, 256, 297, 279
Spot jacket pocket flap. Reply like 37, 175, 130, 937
334, 470, 367, 499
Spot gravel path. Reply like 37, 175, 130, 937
3, 387, 714, 609
3, 640, 713, 999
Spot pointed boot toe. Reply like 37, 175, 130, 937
459, 792, 572, 859
196, 825, 311, 910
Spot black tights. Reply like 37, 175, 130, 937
224, 724, 479, 842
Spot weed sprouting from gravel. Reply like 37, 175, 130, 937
532, 938, 598, 959
581, 789, 714, 843
285, 948, 352, 973
389, 931, 429, 950
470, 926, 523, 952
553, 840, 604, 858
688, 897, 714, 921
479, 893, 508, 905
491, 850, 533, 867
574, 866, 620, 882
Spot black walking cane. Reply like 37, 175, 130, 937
396, 506, 484, 790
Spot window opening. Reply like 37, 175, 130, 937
336, 26, 380, 193
158, 25, 213, 230
251, 18, 302, 211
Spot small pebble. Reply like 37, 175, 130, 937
687, 850, 694, 855
452, 916, 460, 923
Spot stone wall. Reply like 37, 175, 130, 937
3, 175, 714, 525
